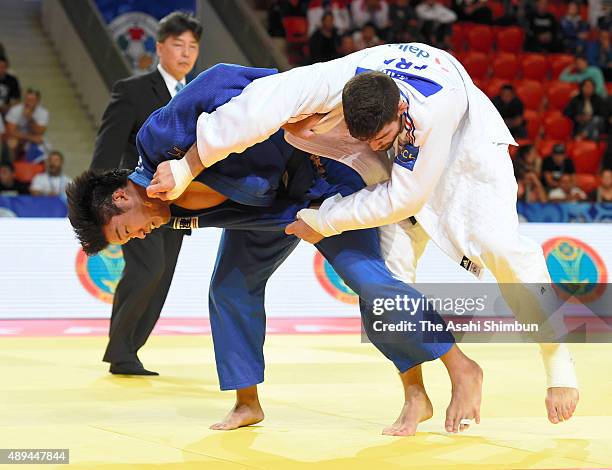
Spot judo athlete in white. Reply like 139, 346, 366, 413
147, 43, 579, 427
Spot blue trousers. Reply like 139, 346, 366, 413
173, 159, 454, 390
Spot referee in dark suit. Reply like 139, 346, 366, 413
90, 12, 202, 375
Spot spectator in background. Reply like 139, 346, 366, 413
541, 143, 576, 191
307, 0, 351, 36
560, 55, 607, 98
564, 79, 607, 141
0, 162, 29, 195
351, 0, 390, 30
548, 173, 587, 202
338, 33, 357, 56
0, 113, 6, 162
453, 0, 493, 25
280, 0, 309, 17
514, 144, 543, 179
492, 84, 527, 139
30, 150, 71, 197
416, 0, 457, 49
525, 0, 560, 53
586, 30, 612, 81
517, 170, 548, 203
5, 88, 48, 163
589, 168, 612, 202
267, 0, 287, 37
309, 12, 340, 62
0, 57, 21, 116
353, 22, 384, 50
559, 1, 590, 54
389, 0, 419, 40
389, 0, 425, 43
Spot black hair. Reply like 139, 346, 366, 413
48, 150, 64, 162
66, 169, 130, 255
0, 162, 14, 171
157, 11, 203, 43
500, 84, 514, 92
342, 71, 400, 141
25, 88, 41, 100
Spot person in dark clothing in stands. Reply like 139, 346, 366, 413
0, 162, 29, 195
309, 12, 340, 63
541, 143, 576, 191
525, 0, 560, 53
492, 84, 527, 139
89, 12, 202, 376
563, 79, 607, 141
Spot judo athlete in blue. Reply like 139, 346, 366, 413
66, 64, 482, 435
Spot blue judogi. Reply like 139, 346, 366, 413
134, 64, 454, 390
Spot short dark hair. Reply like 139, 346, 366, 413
500, 84, 514, 92
342, 71, 400, 140
157, 12, 203, 43
66, 169, 130, 255
25, 88, 41, 100
48, 150, 64, 161
0, 162, 14, 172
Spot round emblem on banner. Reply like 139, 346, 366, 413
313, 252, 358, 304
76, 245, 125, 303
109, 12, 159, 74
542, 236, 608, 303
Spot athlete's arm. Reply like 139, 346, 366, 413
293, 87, 465, 238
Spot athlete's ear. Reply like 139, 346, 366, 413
111, 188, 129, 207
397, 99, 408, 115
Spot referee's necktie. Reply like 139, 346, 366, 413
175, 82, 185, 94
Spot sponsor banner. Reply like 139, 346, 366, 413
94, 0, 196, 75
0, 219, 611, 319
0, 196, 67, 218
517, 202, 612, 222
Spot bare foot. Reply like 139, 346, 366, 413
445, 357, 483, 433
210, 401, 264, 431
545, 387, 579, 424
383, 384, 433, 436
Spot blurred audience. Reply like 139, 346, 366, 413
514, 144, 543, 178
559, 1, 590, 54
309, 12, 341, 62
563, 79, 607, 140
541, 143, 575, 190
338, 33, 357, 56
416, 0, 457, 48
492, 84, 527, 139
30, 150, 71, 197
586, 30, 612, 82
5, 88, 49, 163
518, 170, 548, 202
353, 22, 383, 50
0, 57, 21, 116
525, 0, 560, 53
0, 162, 29, 195
307, 0, 352, 35
351, 0, 390, 30
589, 168, 612, 202
389, 0, 419, 41
560, 55, 607, 98
453, 0, 493, 25
548, 173, 587, 201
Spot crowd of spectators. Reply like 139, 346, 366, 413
263, 0, 612, 205
0, 44, 71, 198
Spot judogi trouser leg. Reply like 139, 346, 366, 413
317, 227, 454, 373
208, 229, 299, 390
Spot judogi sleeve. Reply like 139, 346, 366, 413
195, 52, 367, 167
298, 86, 466, 236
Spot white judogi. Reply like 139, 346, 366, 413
196, 44, 577, 388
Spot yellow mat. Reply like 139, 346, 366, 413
0, 335, 610, 469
